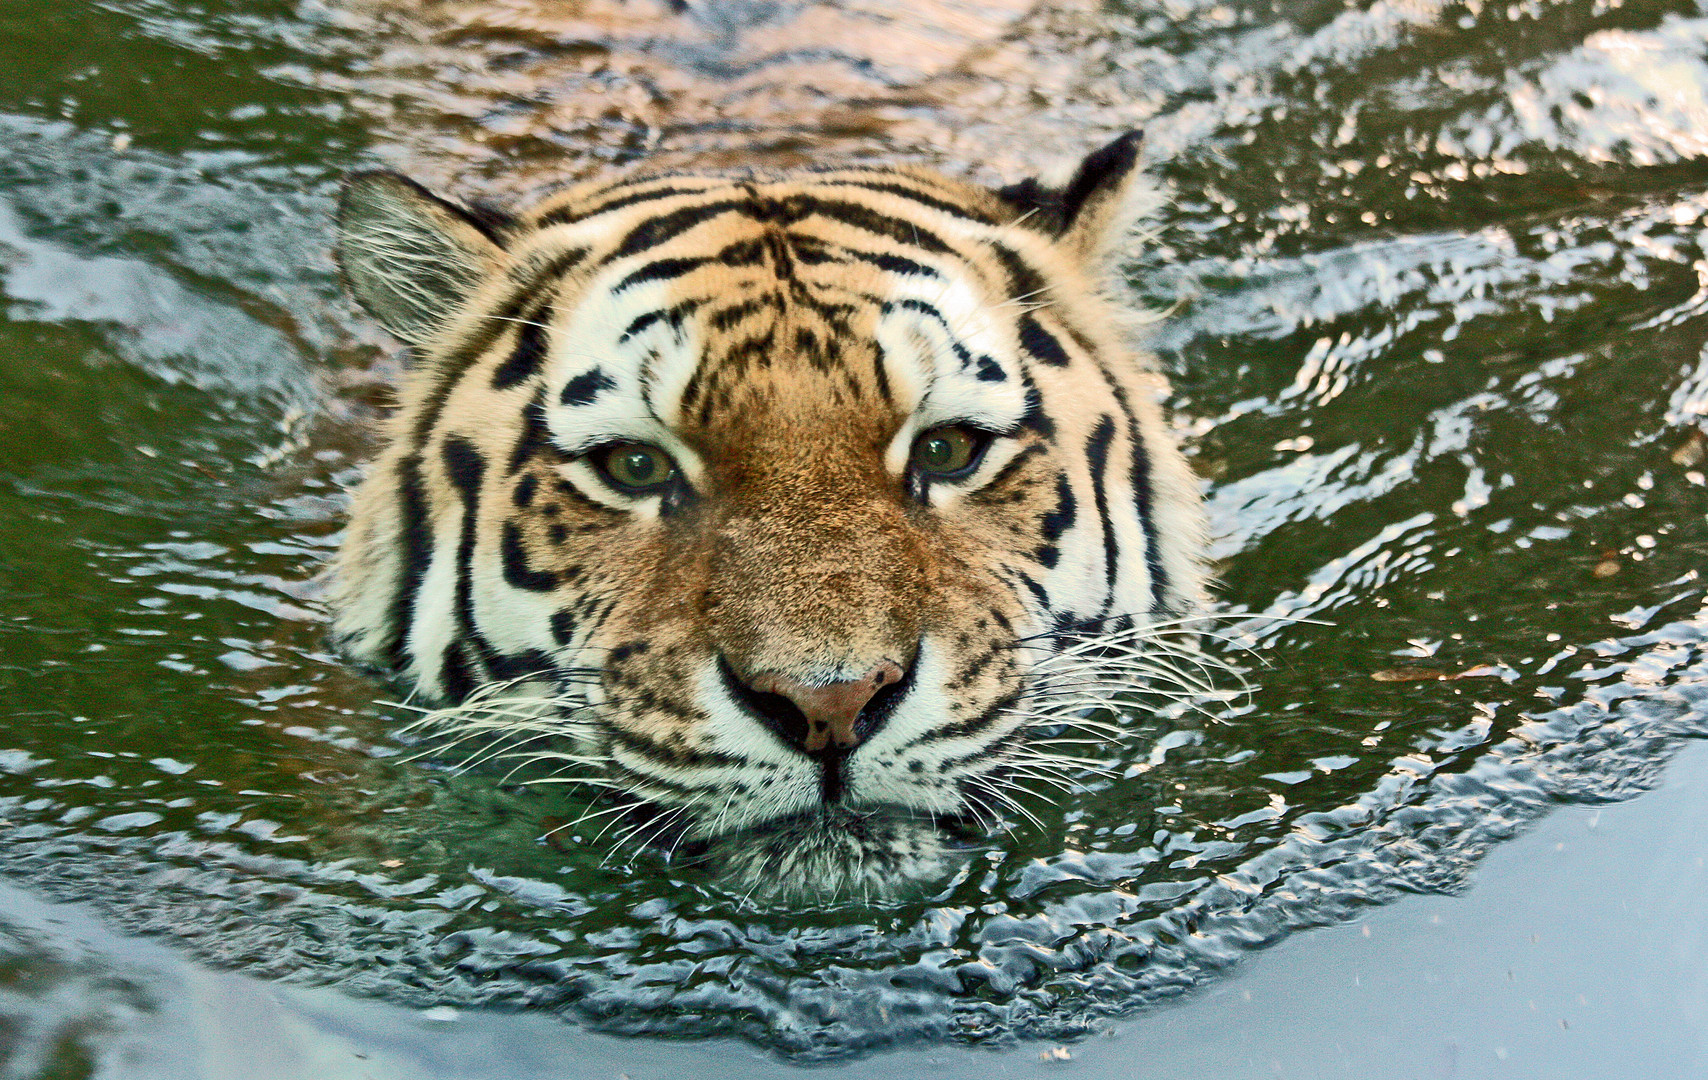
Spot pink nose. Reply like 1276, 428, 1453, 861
744, 663, 904, 753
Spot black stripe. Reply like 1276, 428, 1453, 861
991, 243, 1051, 305
549, 476, 629, 517
486, 649, 556, 681
538, 185, 712, 227
716, 237, 769, 267
944, 640, 1005, 691
945, 718, 1040, 775
614, 256, 709, 292
1019, 314, 1072, 367
1041, 472, 1076, 543
708, 297, 771, 331
507, 392, 553, 474
1015, 568, 1052, 613
903, 689, 1022, 753
515, 244, 592, 285
764, 231, 795, 279
1035, 473, 1075, 570
1049, 611, 1085, 642
610, 199, 746, 260
513, 473, 537, 508
807, 198, 952, 253
501, 521, 559, 592
1129, 418, 1171, 615
387, 454, 433, 672
411, 245, 589, 447
584, 594, 621, 635
891, 297, 986, 375
605, 725, 745, 771
549, 609, 576, 646
871, 343, 893, 404
619, 298, 703, 344
718, 329, 776, 374
441, 435, 493, 699
1017, 376, 1055, 439
785, 289, 857, 330
1062, 320, 1170, 616
828, 180, 998, 225
489, 305, 551, 390
676, 356, 712, 416
411, 291, 523, 445
794, 327, 823, 368
820, 245, 941, 278
559, 366, 616, 407
896, 297, 951, 329
439, 642, 477, 703
441, 435, 486, 504
1085, 416, 1120, 614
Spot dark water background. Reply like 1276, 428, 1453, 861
2, 0, 1707, 1068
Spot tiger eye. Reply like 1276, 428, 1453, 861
912, 425, 982, 477
598, 442, 676, 493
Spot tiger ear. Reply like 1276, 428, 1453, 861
995, 130, 1150, 264
335, 172, 512, 345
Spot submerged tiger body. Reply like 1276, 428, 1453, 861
331, 135, 1207, 894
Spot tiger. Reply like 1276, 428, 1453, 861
329, 132, 1208, 897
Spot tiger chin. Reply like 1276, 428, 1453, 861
329, 132, 1208, 902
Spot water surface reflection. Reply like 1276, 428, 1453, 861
0, 0, 1706, 1061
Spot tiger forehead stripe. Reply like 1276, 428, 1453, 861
536, 183, 728, 229
531, 171, 734, 226
532, 184, 1022, 430
584, 193, 966, 268
531, 169, 1000, 231
799, 178, 1001, 225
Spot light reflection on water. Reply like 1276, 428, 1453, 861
1, 0, 1706, 1063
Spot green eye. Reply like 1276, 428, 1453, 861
911, 425, 986, 478
595, 442, 677, 494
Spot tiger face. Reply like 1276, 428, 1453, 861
331, 134, 1207, 896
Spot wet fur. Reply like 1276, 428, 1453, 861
333, 147, 1209, 896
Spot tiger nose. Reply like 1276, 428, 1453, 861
743, 662, 904, 754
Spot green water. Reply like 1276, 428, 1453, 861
1, 0, 1706, 1068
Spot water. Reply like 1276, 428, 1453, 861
3, 0, 1707, 1067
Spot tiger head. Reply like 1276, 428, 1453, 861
331, 134, 1207, 897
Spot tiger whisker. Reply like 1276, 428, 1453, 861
602, 805, 688, 867
957, 789, 1002, 835
998, 767, 1080, 794
552, 800, 637, 839
967, 777, 1051, 830
1004, 747, 1112, 771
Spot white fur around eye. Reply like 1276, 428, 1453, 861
539, 260, 708, 487
875, 271, 1032, 486
885, 426, 1028, 508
